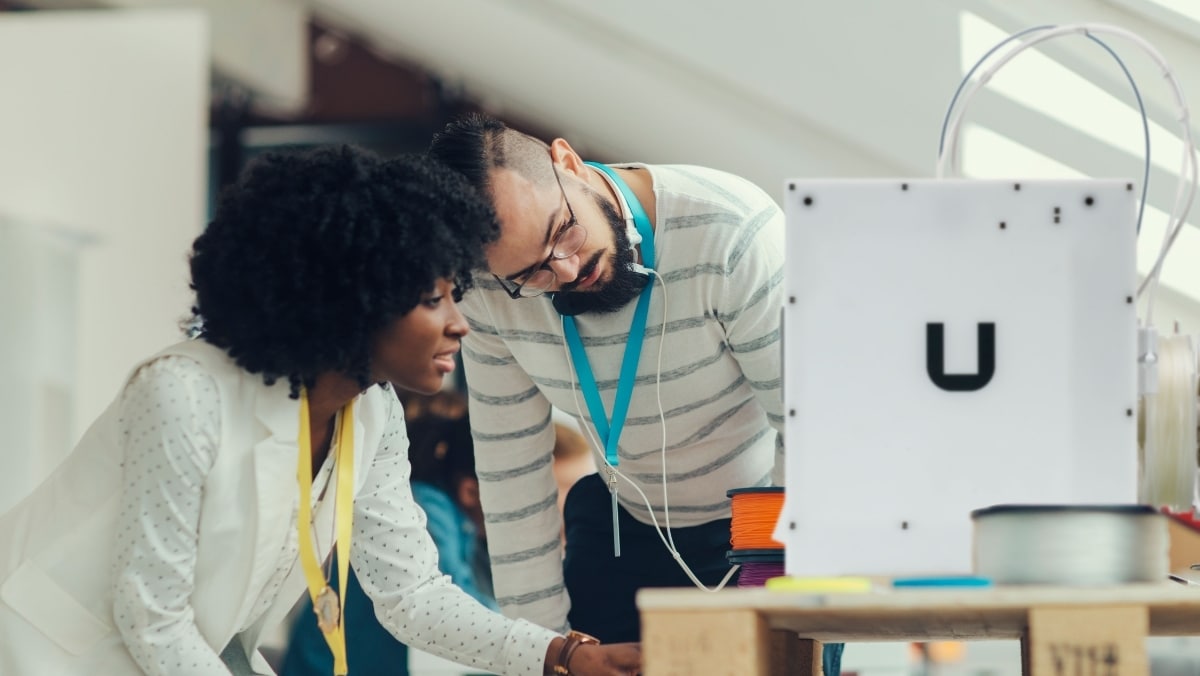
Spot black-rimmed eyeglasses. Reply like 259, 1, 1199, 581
493, 159, 588, 299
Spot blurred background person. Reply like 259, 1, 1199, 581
552, 421, 597, 545
404, 391, 496, 606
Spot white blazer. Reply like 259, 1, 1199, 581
0, 340, 389, 675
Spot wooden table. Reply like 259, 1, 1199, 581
638, 584, 1200, 675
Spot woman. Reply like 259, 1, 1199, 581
0, 146, 640, 676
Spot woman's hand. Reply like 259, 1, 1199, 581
564, 642, 642, 675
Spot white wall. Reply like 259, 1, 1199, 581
0, 9, 209, 508
23, 0, 309, 114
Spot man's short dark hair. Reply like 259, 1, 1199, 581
429, 113, 554, 197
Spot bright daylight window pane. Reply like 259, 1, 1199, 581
962, 123, 1200, 305
1139, 205, 1200, 304
1141, 0, 1200, 24
958, 12, 1186, 176
961, 124, 1084, 179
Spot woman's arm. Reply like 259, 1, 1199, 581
351, 391, 561, 674
351, 392, 642, 676
409, 481, 497, 609
110, 356, 230, 675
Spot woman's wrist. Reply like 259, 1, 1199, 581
547, 630, 601, 675
544, 636, 567, 675
562, 639, 591, 672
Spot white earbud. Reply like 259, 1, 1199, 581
625, 219, 643, 249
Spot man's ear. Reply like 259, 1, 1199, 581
549, 138, 588, 180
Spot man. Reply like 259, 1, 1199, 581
429, 114, 839, 674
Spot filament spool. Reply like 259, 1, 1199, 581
728, 487, 785, 551
1139, 332, 1200, 511
727, 487, 785, 588
972, 505, 1168, 585
728, 552, 785, 589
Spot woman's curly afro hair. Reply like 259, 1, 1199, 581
189, 145, 497, 396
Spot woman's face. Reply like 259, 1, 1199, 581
370, 278, 469, 395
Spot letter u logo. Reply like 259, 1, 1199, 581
926, 323, 995, 392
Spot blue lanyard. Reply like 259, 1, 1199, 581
561, 162, 656, 467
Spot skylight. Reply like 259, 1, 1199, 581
958, 12, 1184, 175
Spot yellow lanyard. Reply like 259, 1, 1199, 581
297, 389, 356, 675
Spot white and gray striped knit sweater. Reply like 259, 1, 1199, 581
460, 163, 785, 633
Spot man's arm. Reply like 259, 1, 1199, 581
718, 196, 787, 483
460, 302, 572, 632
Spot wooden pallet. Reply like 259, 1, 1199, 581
638, 584, 1200, 676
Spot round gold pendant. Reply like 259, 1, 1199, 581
314, 585, 341, 634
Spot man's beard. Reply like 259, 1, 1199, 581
553, 192, 648, 315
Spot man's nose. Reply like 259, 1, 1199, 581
546, 255, 582, 283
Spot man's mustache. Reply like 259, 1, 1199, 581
559, 251, 605, 293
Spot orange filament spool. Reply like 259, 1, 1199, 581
728, 487, 785, 551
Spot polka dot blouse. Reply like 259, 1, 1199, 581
109, 356, 560, 675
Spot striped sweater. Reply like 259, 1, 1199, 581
460, 163, 785, 632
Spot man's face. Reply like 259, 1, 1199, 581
487, 165, 646, 313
